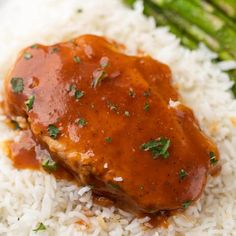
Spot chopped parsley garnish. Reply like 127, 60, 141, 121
68, 85, 84, 100
33, 222, 46, 232
76, 118, 87, 127
107, 102, 117, 112
144, 101, 149, 111
179, 169, 187, 180
124, 111, 130, 117
182, 200, 191, 209
77, 8, 83, 13
47, 124, 60, 139
31, 44, 38, 49
209, 151, 218, 164
100, 57, 109, 68
128, 88, 136, 98
91, 70, 107, 88
74, 90, 84, 100
51, 47, 59, 53
11, 120, 21, 130
42, 159, 58, 172
143, 90, 151, 98
108, 183, 120, 190
25, 95, 35, 111
10, 77, 24, 93
73, 56, 81, 64
24, 52, 32, 60
68, 84, 76, 92
140, 137, 171, 159
105, 137, 112, 143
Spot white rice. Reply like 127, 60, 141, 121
0, 0, 236, 235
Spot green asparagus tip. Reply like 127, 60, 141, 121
122, 0, 136, 7
231, 83, 236, 97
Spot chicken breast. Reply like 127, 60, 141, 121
4, 35, 219, 215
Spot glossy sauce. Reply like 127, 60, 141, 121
4, 35, 219, 217
9, 130, 40, 169
7, 129, 73, 181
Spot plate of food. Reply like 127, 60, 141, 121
0, 0, 236, 235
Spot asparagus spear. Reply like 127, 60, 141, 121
192, 0, 236, 32
232, 80, 236, 96
209, 0, 236, 20
228, 69, 236, 96
124, 0, 236, 60
151, 0, 236, 59
122, 0, 136, 6
123, 0, 198, 49
144, 1, 198, 49
147, 1, 234, 61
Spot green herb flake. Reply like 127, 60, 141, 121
68, 84, 76, 92
47, 124, 60, 139
73, 56, 81, 64
140, 137, 171, 159
24, 52, 32, 60
107, 102, 117, 112
25, 95, 35, 111
42, 159, 58, 172
33, 222, 46, 233
74, 90, 84, 100
143, 90, 151, 98
182, 200, 191, 209
76, 118, 87, 127
179, 169, 187, 180
124, 111, 130, 117
91, 70, 107, 88
209, 151, 218, 165
51, 47, 59, 53
100, 57, 109, 68
11, 120, 21, 130
108, 183, 120, 190
77, 8, 83, 13
105, 137, 112, 143
128, 88, 136, 98
10, 77, 24, 93
144, 101, 149, 112
31, 44, 38, 49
